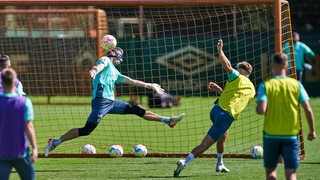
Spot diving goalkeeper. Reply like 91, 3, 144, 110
44, 47, 185, 157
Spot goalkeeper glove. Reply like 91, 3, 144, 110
89, 68, 98, 79
145, 83, 165, 95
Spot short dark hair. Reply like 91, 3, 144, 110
1, 68, 17, 88
293, 32, 300, 42
0, 54, 10, 69
107, 47, 123, 62
237, 61, 253, 75
272, 53, 288, 67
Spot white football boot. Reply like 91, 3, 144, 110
169, 113, 185, 128
174, 159, 186, 177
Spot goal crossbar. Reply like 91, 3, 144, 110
0, 0, 303, 159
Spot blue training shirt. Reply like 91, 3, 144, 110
91, 56, 125, 100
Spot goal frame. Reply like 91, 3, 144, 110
0, 0, 287, 67
0, 0, 303, 159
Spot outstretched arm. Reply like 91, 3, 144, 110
121, 76, 164, 95
217, 39, 233, 74
208, 82, 223, 94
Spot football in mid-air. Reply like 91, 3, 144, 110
109, 144, 124, 158
101, 35, 117, 51
82, 144, 96, 154
133, 144, 148, 157
250, 145, 263, 159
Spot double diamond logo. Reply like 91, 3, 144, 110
156, 45, 220, 76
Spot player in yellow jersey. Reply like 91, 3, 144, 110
174, 39, 256, 177
256, 53, 316, 180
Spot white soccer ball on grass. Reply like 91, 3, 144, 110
109, 144, 124, 158
82, 144, 96, 154
250, 145, 263, 159
133, 144, 148, 157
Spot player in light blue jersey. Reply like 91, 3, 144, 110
0, 54, 25, 95
293, 32, 315, 82
283, 32, 315, 82
45, 47, 185, 157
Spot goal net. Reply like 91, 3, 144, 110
0, 1, 302, 158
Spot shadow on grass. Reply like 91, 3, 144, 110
34, 169, 90, 173
300, 162, 320, 165
141, 175, 188, 179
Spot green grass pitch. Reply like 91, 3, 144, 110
9, 97, 320, 179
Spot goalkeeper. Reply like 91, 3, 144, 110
45, 47, 185, 157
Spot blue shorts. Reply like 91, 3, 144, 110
296, 70, 303, 82
87, 98, 129, 125
0, 157, 35, 180
207, 105, 234, 141
263, 136, 300, 169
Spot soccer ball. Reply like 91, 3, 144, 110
109, 144, 124, 158
101, 35, 117, 51
133, 144, 148, 157
250, 145, 263, 159
82, 144, 96, 154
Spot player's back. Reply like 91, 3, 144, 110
0, 95, 28, 158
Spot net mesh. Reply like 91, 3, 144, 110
0, 2, 300, 158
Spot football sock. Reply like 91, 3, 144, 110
161, 117, 171, 124
53, 138, 62, 146
185, 153, 195, 165
217, 153, 223, 165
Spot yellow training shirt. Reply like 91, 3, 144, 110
264, 77, 300, 135
218, 74, 255, 120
